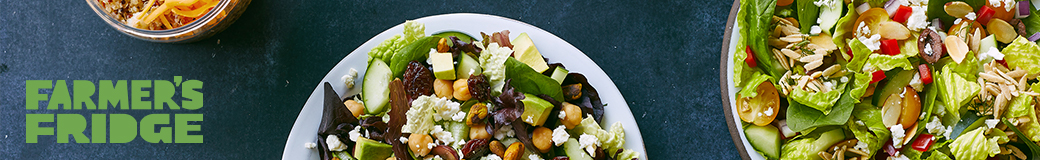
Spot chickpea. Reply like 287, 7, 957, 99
532, 126, 553, 153
562, 102, 582, 129
453, 78, 472, 101
469, 124, 491, 140
343, 100, 364, 118
408, 134, 433, 156
433, 79, 454, 99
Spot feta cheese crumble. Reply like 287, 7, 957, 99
579, 134, 601, 157
906, 6, 929, 31
431, 125, 456, 146
552, 126, 571, 146
926, 117, 947, 135
341, 68, 358, 89
528, 155, 544, 160
480, 155, 503, 160
909, 73, 924, 92
980, 46, 1005, 61
494, 126, 516, 140
854, 141, 871, 154
304, 142, 317, 149
810, 25, 822, 35
558, 110, 566, 119
348, 126, 362, 142
859, 34, 882, 51
400, 137, 409, 144
965, 12, 977, 20
326, 135, 349, 151
890, 124, 906, 148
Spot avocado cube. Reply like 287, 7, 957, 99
430, 49, 456, 80
520, 93, 554, 126
353, 137, 393, 160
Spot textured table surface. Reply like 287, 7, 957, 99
0, 0, 737, 159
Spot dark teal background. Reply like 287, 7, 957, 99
0, 0, 737, 159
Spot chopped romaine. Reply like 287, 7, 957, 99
1002, 37, 1040, 74
948, 127, 1000, 160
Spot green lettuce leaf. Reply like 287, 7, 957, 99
847, 72, 873, 103
796, 0, 819, 34
737, 72, 773, 98
504, 58, 564, 101
864, 54, 914, 71
788, 82, 846, 113
1006, 95, 1040, 142
1024, 3, 1040, 37
948, 127, 1000, 160
787, 74, 857, 131
847, 39, 873, 72
733, 8, 755, 89
1002, 37, 1040, 75
832, 4, 858, 50
925, 151, 953, 160
936, 66, 980, 120
847, 103, 891, 157
368, 21, 426, 64
742, 0, 786, 77
780, 138, 819, 160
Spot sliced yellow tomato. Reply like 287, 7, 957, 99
737, 81, 781, 126
853, 8, 890, 37
777, 0, 793, 7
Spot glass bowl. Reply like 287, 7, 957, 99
86, 0, 251, 43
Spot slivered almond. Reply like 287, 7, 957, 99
781, 48, 802, 59
813, 49, 829, 56
987, 83, 1002, 96
782, 25, 801, 36
807, 82, 821, 92
781, 35, 805, 43
823, 65, 841, 77
1023, 92, 1040, 96
982, 72, 1006, 83
1011, 145, 1028, 160
805, 60, 824, 71
997, 69, 1017, 84
800, 54, 824, 63
789, 56, 796, 70
797, 76, 810, 90
1019, 76, 1028, 92
1007, 69, 1027, 79
811, 71, 824, 79
995, 93, 1007, 115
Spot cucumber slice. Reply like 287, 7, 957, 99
812, 128, 846, 152
874, 69, 916, 106
456, 53, 482, 79
433, 31, 475, 43
446, 121, 469, 147
363, 59, 392, 114
744, 125, 781, 159
563, 138, 593, 160
818, 3, 843, 33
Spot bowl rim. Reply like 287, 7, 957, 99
85, 0, 234, 42
719, 0, 752, 159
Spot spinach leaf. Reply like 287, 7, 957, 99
504, 57, 564, 101
1004, 119, 1040, 159
389, 36, 440, 78
785, 74, 857, 132
796, 0, 819, 33
743, 0, 786, 78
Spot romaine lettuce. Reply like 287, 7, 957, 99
369, 21, 426, 63
936, 66, 980, 120
948, 127, 1000, 160
1005, 95, 1040, 141
742, 0, 786, 78
847, 103, 891, 157
738, 72, 773, 98
864, 54, 914, 72
1002, 37, 1040, 75
780, 138, 818, 160
788, 79, 846, 112
847, 39, 873, 72
832, 4, 858, 50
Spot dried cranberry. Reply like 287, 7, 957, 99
551, 157, 570, 160
402, 61, 434, 99
468, 74, 492, 101
460, 139, 490, 159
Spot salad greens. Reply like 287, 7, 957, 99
317, 21, 639, 160
733, 0, 1040, 159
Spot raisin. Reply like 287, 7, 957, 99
460, 139, 490, 159
468, 74, 492, 101
403, 61, 434, 99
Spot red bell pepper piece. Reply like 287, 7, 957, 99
871, 70, 887, 84
978, 5, 996, 25
881, 39, 901, 55
745, 46, 758, 68
892, 5, 914, 23
846, 47, 854, 59
997, 59, 1009, 68
911, 134, 936, 152
918, 64, 933, 84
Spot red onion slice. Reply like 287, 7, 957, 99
1018, 1, 1032, 18
885, 1, 901, 16
1028, 32, 1040, 41
857, 2, 872, 14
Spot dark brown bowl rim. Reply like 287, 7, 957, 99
719, 0, 751, 159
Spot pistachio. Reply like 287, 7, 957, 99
490, 140, 506, 157
503, 142, 524, 160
